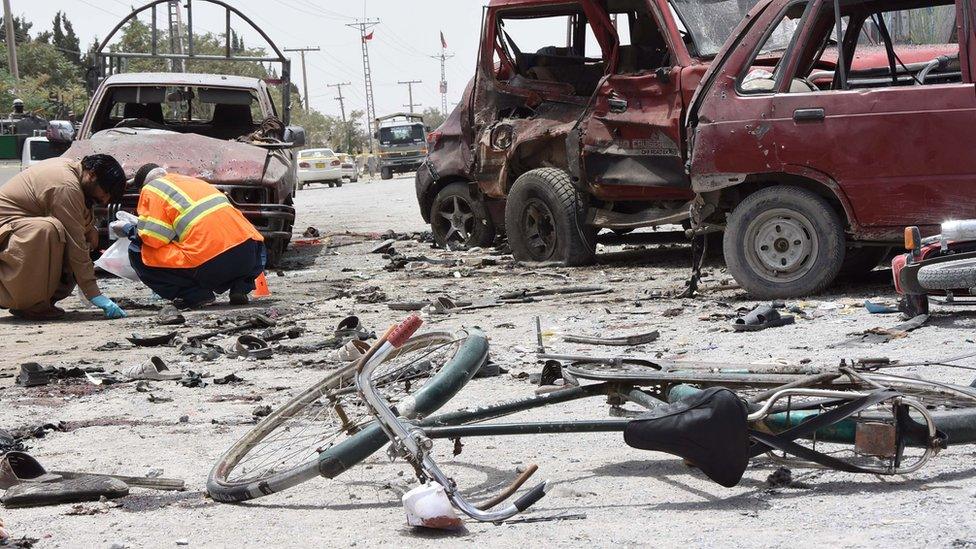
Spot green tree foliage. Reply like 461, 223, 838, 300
421, 106, 446, 130
0, 16, 33, 45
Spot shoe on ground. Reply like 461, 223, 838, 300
172, 297, 216, 310
229, 293, 249, 305
9, 305, 65, 321
122, 356, 182, 381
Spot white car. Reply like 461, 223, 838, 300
21, 136, 59, 170
297, 148, 343, 189
337, 153, 359, 183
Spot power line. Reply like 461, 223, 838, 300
346, 18, 379, 153
283, 46, 320, 112
397, 79, 422, 113
328, 81, 352, 152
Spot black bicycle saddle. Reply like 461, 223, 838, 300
624, 387, 750, 487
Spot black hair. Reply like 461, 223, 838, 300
133, 163, 162, 189
81, 154, 126, 203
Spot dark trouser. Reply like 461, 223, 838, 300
129, 239, 266, 305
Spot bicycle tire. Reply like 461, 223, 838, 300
917, 257, 976, 290
207, 329, 488, 503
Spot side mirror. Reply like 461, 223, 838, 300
283, 125, 306, 147
46, 120, 75, 144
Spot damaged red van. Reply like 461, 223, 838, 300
688, 0, 972, 298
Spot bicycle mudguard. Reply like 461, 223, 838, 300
317, 329, 489, 479
624, 387, 750, 488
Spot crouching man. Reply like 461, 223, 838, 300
0, 155, 127, 320
112, 164, 265, 309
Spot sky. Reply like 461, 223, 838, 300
18, 1, 490, 119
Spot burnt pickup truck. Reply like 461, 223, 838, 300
50, 72, 304, 266
417, 0, 758, 263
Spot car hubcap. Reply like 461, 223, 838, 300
523, 199, 557, 260
745, 208, 818, 283
436, 196, 474, 245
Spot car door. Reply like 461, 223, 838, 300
770, 0, 976, 229
580, 2, 688, 197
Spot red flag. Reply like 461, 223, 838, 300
440, 31, 447, 49
364, 31, 374, 41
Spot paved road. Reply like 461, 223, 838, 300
0, 164, 21, 185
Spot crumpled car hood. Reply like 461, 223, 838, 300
66, 128, 288, 187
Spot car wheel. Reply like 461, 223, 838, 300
381, 167, 393, 180
504, 168, 596, 266
837, 245, 891, 279
337, 182, 343, 188
430, 182, 495, 249
327, 182, 334, 188
723, 186, 844, 299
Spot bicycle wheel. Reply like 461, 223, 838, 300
207, 329, 488, 503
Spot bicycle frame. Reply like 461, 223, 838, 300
355, 318, 945, 524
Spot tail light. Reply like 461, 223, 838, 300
299, 162, 310, 168
331, 160, 341, 166
427, 131, 442, 150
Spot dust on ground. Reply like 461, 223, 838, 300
2, 175, 975, 548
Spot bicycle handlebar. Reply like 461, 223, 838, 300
355, 317, 549, 523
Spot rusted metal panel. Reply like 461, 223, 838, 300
65, 129, 289, 190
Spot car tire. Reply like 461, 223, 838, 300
724, 186, 845, 299
430, 182, 495, 249
381, 167, 393, 180
837, 245, 891, 279
504, 168, 596, 266
327, 182, 334, 188
297, 182, 305, 191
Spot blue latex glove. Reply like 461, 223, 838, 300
91, 295, 127, 319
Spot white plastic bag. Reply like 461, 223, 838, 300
95, 238, 140, 281
95, 211, 141, 281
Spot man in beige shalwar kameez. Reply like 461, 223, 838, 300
0, 154, 128, 320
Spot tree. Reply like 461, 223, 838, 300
53, 12, 82, 68
421, 106, 446, 130
0, 16, 33, 44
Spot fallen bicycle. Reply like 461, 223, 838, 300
207, 317, 976, 527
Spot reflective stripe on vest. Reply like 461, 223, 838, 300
172, 193, 232, 238
144, 179, 193, 211
137, 216, 177, 242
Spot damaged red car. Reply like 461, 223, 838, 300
417, 0, 760, 263
688, 0, 973, 297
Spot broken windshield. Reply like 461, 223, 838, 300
670, 0, 760, 57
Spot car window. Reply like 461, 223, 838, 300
299, 149, 335, 158
28, 140, 56, 161
791, 0, 959, 91
495, 6, 609, 96
738, 2, 808, 94
608, 4, 672, 74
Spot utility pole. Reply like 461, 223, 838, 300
167, 0, 185, 73
284, 46, 320, 113
398, 80, 422, 113
429, 51, 454, 115
346, 18, 379, 153
328, 81, 352, 152
3, 0, 19, 81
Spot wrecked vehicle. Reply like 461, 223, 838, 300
53, 72, 304, 266
417, 0, 759, 262
894, 221, 976, 316
688, 0, 970, 298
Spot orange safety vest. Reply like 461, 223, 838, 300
136, 173, 263, 269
